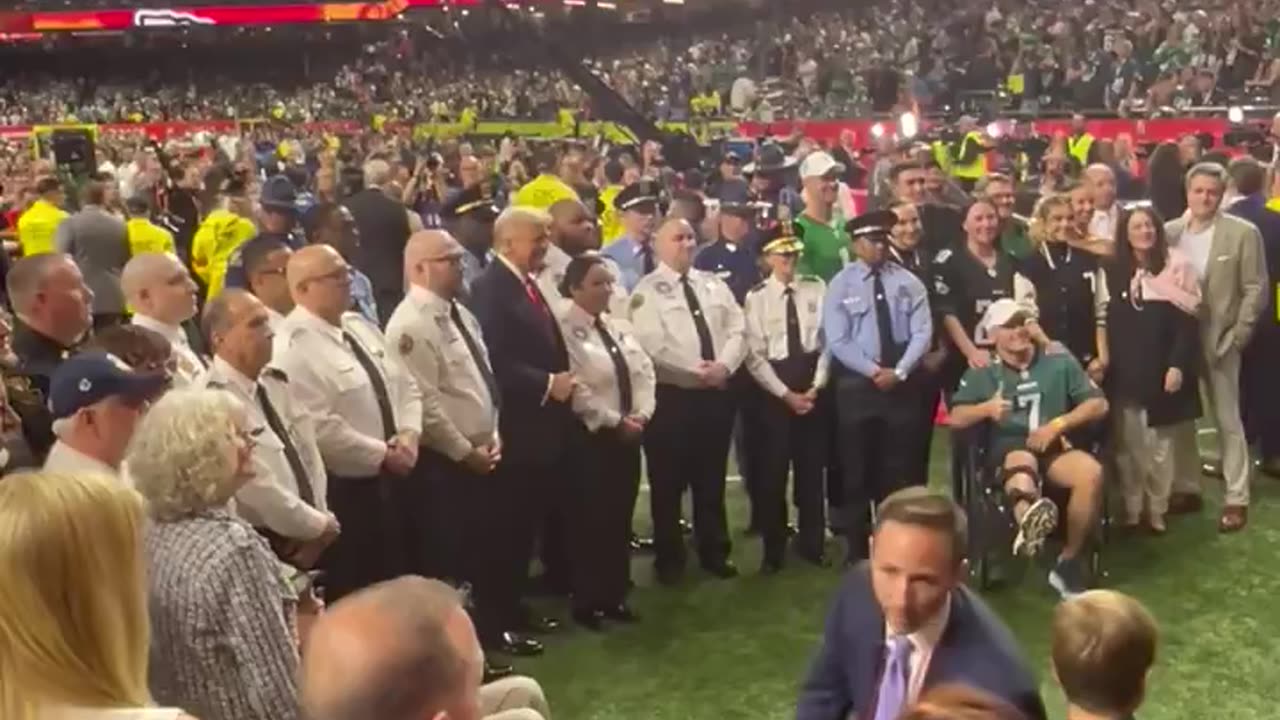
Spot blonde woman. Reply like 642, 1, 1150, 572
0, 471, 193, 720
128, 388, 300, 720
1021, 193, 1110, 382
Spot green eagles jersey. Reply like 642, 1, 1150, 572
795, 214, 850, 283
951, 350, 1102, 456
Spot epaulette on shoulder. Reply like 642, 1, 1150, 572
747, 280, 767, 294
206, 379, 228, 390
262, 367, 289, 383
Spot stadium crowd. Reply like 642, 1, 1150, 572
5, 0, 1280, 127
1, 1, 1279, 720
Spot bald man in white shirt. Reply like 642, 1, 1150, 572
122, 252, 205, 386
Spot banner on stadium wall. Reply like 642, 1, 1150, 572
735, 118, 1236, 145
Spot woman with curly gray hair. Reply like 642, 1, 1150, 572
128, 387, 300, 720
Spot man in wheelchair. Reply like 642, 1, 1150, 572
949, 299, 1109, 598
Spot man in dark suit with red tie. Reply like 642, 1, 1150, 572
796, 488, 1045, 720
468, 205, 577, 656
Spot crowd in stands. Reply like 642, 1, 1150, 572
5, 0, 1280, 128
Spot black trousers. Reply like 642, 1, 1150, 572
323, 474, 410, 603
835, 373, 925, 560
1242, 331, 1280, 459
753, 386, 827, 563
569, 427, 641, 610
913, 369, 944, 485
731, 372, 765, 529
420, 449, 522, 645
821, 384, 845, 521
644, 384, 735, 572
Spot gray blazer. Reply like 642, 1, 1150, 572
55, 205, 130, 315
1165, 212, 1268, 360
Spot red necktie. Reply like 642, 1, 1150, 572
525, 277, 550, 319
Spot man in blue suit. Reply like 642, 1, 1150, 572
796, 487, 1046, 720
1226, 157, 1280, 474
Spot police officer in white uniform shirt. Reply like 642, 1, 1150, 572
629, 217, 746, 584
274, 245, 423, 603
384, 230, 520, 665
537, 198, 630, 318
201, 288, 338, 569
742, 224, 831, 574
557, 253, 655, 628
122, 252, 205, 386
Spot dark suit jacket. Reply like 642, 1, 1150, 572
1227, 194, 1280, 335
11, 320, 73, 460
796, 564, 1046, 720
468, 259, 575, 466
343, 188, 411, 324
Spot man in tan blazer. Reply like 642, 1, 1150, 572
1165, 162, 1269, 532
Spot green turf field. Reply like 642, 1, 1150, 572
521, 435, 1280, 720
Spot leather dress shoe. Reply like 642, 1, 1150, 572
483, 659, 515, 683
496, 631, 544, 657
572, 609, 606, 631
630, 534, 655, 552
602, 604, 640, 623
786, 523, 798, 537
679, 518, 694, 536
1201, 461, 1224, 478
796, 549, 831, 568
516, 615, 560, 634
702, 560, 739, 579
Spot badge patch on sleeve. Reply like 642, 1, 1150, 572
398, 334, 415, 355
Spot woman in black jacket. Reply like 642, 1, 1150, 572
1106, 207, 1202, 534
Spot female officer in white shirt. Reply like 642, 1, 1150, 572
558, 253, 655, 630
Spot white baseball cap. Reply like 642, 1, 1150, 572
799, 151, 845, 180
980, 299, 1034, 334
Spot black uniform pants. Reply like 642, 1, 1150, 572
323, 473, 410, 603
644, 384, 735, 572
913, 369, 944, 486
731, 371, 766, 529
499, 456, 568, 632
419, 449, 525, 646
569, 427, 641, 610
835, 373, 925, 561
754, 386, 828, 563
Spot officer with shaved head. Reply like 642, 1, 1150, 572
123, 252, 203, 386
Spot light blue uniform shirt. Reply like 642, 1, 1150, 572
822, 259, 932, 379
601, 235, 651, 292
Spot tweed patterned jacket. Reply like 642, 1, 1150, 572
145, 508, 300, 720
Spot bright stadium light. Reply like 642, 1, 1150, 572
899, 112, 918, 139
1228, 105, 1244, 124
871, 123, 885, 139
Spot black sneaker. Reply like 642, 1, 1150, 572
1049, 557, 1088, 599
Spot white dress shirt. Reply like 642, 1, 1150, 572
202, 356, 330, 540
629, 262, 747, 388
536, 244, 631, 319
265, 306, 287, 334
273, 307, 423, 478
384, 284, 500, 461
43, 440, 119, 481
742, 274, 831, 398
132, 314, 205, 387
885, 596, 953, 705
1088, 203, 1119, 241
560, 302, 656, 431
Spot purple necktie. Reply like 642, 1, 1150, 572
872, 636, 913, 720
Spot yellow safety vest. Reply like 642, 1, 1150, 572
1067, 133, 1094, 168
931, 141, 952, 174
126, 218, 176, 256
950, 132, 986, 181
16, 199, 68, 257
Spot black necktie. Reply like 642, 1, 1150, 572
256, 384, 316, 507
872, 269, 901, 368
450, 301, 501, 410
784, 286, 802, 358
343, 330, 396, 441
594, 318, 634, 415
641, 243, 655, 275
680, 274, 716, 362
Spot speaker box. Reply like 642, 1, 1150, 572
51, 129, 96, 176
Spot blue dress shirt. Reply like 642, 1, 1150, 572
601, 235, 650, 292
822, 260, 932, 379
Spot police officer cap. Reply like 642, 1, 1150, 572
845, 209, 896, 244
260, 175, 298, 214
442, 184, 499, 222
719, 202, 756, 220
49, 352, 169, 420
613, 180, 660, 213
761, 221, 804, 255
